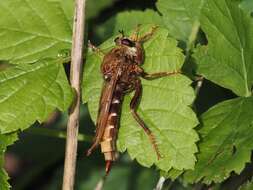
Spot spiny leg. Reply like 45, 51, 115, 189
130, 79, 161, 159
142, 70, 181, 80
137, 25, 159, 43
130, 24, 141, 41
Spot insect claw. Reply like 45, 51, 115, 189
130, 24, 141, 41
88, 41, 105, 56
86, 143, 98, 157
118, 30, 124, 37
151, 25, 159, 31
88, 40, 97, 51
88, 40, 93, 49
86, 149, 92, 156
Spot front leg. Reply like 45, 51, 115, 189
137, 26, 159, 43
141, 70, 181, 80
130, 79, 161, 159
88, 40, 105, 57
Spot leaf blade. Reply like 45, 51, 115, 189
0, 0, 72, 64
0, 59, 73, 133
184, 97, 253, 184
156, 0, 204, 43
195, 0, 253, 97
0, 133, 18, 190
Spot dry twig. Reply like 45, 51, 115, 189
62, 0, 87, 189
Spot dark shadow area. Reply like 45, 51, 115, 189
194, 79, 237, 115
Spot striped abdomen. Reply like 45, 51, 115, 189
100, 84, 124, 172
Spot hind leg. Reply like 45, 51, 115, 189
129, 79, 161, 159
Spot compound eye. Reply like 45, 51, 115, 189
121, 38, 135, 47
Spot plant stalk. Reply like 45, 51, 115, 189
154, 176, 166, 190
62, 0, 86, 189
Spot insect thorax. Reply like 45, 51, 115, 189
102, 46, 143, 78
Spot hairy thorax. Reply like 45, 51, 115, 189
101, 45, 144, 90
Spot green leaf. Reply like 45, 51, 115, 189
52, 0, 113, 28
51, 0, 114, 21
49, 0, 74, 24
239, 180, 253, 190
161, 169, 183, 180
184, 97, 253, 184
195, 0, 253, 97
83, 26, 198, 171
0, 133, 18, 190
156, 0, 204, 43
95, 9, 163, 42
0, 59, 73, 134
0, 0, 72, 64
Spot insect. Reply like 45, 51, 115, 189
87, 26, 181, 174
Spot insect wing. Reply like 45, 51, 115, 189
87, 68, 121, 155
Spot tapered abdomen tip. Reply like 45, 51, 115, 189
105, 161, 112, 175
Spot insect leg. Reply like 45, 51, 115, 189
142, 70, 181, 80
130, 79, 161, 159
86, 141, 98, 156
137, 26, 159, 42
130, 24, 141, 41
88, 40, 105, 57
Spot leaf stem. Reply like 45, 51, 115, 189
94, 176, 106, 190
187, 20, 200, 51
26, 127, 92, 142
62, 0, 87, 189
195, 76, 204, 96
154, 176, 166, 190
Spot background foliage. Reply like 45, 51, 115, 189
0, 0, 252, 189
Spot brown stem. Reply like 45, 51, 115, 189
62, 0, 86, 189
